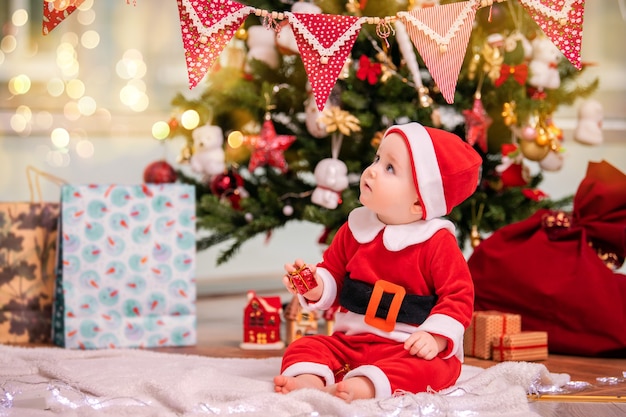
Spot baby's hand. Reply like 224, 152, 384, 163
403, 331, 445, 360
283, 259, 322, 302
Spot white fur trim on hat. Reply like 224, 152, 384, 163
383, 123, 445, 220
382, 122, 482, 220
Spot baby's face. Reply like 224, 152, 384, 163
359, 132, 422, 224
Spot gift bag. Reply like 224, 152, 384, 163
0, 167, 64, 343
468, 161, 626, 357
52, 183, 197, 349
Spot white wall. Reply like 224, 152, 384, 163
1, 1, 625, 293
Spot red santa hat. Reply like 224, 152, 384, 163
383, 123, 482, 220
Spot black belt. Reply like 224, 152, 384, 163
339, 275, 437, 330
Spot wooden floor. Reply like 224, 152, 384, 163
154, 292, 626, 417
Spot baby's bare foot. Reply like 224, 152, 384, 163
325, 381, 355, 402
273, 374, 325, 394
326, 377, 375, 402
274, 375, 297, 394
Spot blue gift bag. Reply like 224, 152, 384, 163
52, 184, 197, 349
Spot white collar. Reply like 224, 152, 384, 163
347, 206, 456, 251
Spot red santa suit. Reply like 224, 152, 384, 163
280, 123, 482, 398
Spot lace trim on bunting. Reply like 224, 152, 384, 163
519, 0, 575, 21
182, 0, 252, 37
397, 1, 476, 46
285, 12, 367, 58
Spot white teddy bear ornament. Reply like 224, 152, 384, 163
574, 99, 604, 145
311, 158, 349, 209
528, 37, 561, 90
190, 124, 226, 178
245, 25, 279, 72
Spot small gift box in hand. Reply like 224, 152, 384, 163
289, 266, 318, 295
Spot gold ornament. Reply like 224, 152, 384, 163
470, 225, 482, 248
519, 139, 550, 161
535, 125, 550, 146
417, 86, 433, 108
234, 25, 248, 41
346, 0, 361, 15
319, 106, 361, 137
482, 36, 504, 82
371, 131, 384, 148
470, 201, 484, 249
467, 53, 481, 81
501, 101, 517, 126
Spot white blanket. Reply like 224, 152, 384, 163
0, 345, 569, 417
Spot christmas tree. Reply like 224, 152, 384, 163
161, 0, 597, 265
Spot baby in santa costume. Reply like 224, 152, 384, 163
274, 122, 483, 402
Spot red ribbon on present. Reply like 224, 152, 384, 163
492, 339, 548, 362
494, 63, 528, 87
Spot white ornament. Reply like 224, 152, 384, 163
305, 96, 329, 138
311, 158, 349, 209
574, 99, 604, 145
190, 124, 226, 178
246, 26, 279, 71
282, 205, 294, 216
528, 37, 561, 90
539, 149, 565, 172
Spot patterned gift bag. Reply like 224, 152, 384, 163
0, 166, 64, 344
52, 184, 197, 349
0, 203, 60, 343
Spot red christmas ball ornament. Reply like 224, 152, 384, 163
210, 168, 245, 209
143, 160, 177, 184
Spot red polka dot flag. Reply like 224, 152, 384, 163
177, 0, 252, 89
519, 0, 585, 70
286, 12, 364, 112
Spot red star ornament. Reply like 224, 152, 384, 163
247, 117, 296, 173
463, 96, 492, 153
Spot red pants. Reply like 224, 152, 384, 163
280, 332, 461, 397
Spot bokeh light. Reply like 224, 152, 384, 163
76, 139, 95, 158
12, 9, 29, 27
51, 128, 71, 148
66, 79, 85, 99
81, 30, 100, 49
152, 121, 171, 140
78, 96, 97, 116
47, 78, 65, 97
228, 131, 244, 148
1, 35, 17, 53
8, 74, 31, 95
181, 110, 200, 130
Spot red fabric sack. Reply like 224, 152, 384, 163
468, 160, 626, 357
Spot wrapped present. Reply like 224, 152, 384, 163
470, 161, 626, 356
52, 184, 197, 349
464, 310, 522, 359
491, 331, 548, 362
288, 265, 318, 295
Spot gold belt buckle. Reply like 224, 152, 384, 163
364, 280, 406, 332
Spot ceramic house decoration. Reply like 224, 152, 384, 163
283, 296, 318, 345
240, 290, 285, 350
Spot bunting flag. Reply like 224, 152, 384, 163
398, 1, 477, 104
286, 12, 365, 111
177, 0, 252, 89
519, 0, 585, 70
42, 0, 86, 35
